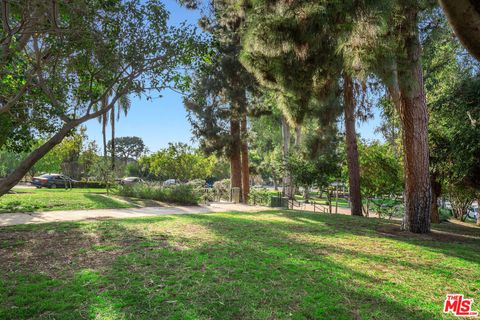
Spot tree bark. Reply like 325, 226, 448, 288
281, 116, 292, 199
230, 116, 242, 202
240, 112, 250, 203
439, 0, 480, 62
0, 87, 122, 196
430, 174, 441, 224
0, 122, 78, 195
294, 124, 302, 148
477, 209, 480, 226
343, 73, 363, 216
397, 6, 432, 233
102, 112, 108, 158
110, 107, 116, 171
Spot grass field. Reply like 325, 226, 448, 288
0, 188, 132, 213
0, 210, 478, 319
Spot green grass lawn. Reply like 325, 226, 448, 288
0, 210, 478, 319
0, 188, 132, 213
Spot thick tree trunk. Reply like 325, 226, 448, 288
230, 117, 242, 202
343, 74, 363, 216
294, 125, 302, 148
281, 116, 292, 199
431, 174, 441, 224
439, 0, 480, 62
397, 6, 432, 233
240, 112, 250, 203
0, 122, 78, 196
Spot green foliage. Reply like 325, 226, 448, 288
445, 183, 478, 221
74, 181, 109, 189
248, 188, 274, 206
249, 114, 284, 185
287, 154, 340, 190
213, 179, 230, 201
210, 157, 230, 181
237, 0, 344, 127
108, 136, 146, 162
33, 133, 82, 176
139, 143, 216, 181
0, 150, 24, 177
0, 0, 203, 191
115, 183, 201, 205
422, 10, 480, 209
358, 141, 404, 199
183, 1, 255, 157
87, 158, 115, 187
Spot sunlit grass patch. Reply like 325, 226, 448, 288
0, 188, 132, 213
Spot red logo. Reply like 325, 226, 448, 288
444, 294, 478, 317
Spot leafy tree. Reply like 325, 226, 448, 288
79, 141, 100, 179
422, 9, 480, 222
0, 150, 24, 178
358, 142, 404, 215
0, 0, 200, 196
288, 154, 340, 203
183, 0, 256, 203
445, 183, 478, 221
210, 157, 230, 181
428, 74, 480, 220
339, 0, 437, 232
249, 112, 284, 188
140, 143, 216, 182
108, 136, 146, 163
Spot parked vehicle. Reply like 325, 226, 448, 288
120, 177, 144, 185
31, 174, 77, 188
163, 178, 177, 186
467, 206, 478, 220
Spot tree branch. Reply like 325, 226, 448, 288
439, 0, 480, 61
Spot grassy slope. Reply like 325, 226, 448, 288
0, 210, 479, 319
0, 188, 132, 213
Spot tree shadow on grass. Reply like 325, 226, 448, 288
83, 193, 130, 209
0, 212, 466, 319
269, 210, 480, 266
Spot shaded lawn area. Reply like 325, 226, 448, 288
0, 188, 132, 213
0, 211, 479, 319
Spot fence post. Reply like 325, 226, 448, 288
231, 187, 241, 204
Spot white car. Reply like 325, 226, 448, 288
163, 179, 177, 186
467, 206, 478, 220
120, 177, 144, 185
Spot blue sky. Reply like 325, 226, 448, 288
85, 0, 382, 152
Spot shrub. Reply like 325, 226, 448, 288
74, 180, 109, 188
114, 183, 201, 205
213, 179, 230, 201
439, 208, 453, 222
248, 188, 272, 206
187, 179, 207, 189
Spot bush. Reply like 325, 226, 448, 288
187, 179, 207, 189
213, 179, 230, 201
439, 208, 453, 222
114, 183, 201, 205
75, 180, 108, 188
248, 188, 272, 206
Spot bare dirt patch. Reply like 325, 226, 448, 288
0, 228, 132, 277
376, 222, 480, 243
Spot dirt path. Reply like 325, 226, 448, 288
0, 202, 274, 227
